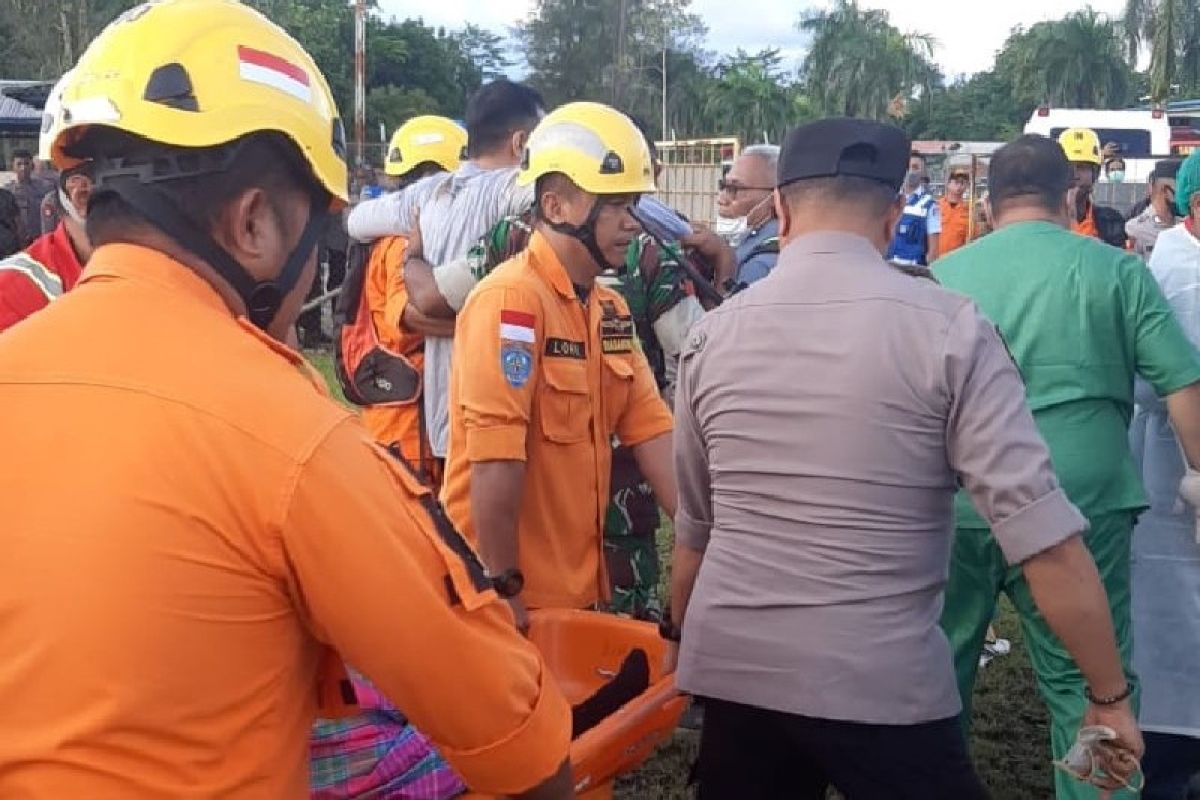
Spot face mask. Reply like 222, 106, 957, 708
1109, 170, 1126, 184
714, 215, 749, 244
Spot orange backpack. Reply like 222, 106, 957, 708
334, 238, 423, 407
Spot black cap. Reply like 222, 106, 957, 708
778, 118, 911, 192
1152, 158, 1183, 182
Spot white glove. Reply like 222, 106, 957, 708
1179, 467, 1200, 543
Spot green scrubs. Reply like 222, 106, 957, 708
935, 221, 1200, 799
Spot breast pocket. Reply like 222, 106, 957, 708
539, 360, 592, 443
601, 355, 634, 432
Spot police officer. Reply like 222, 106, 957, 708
669, 118, 1142, 799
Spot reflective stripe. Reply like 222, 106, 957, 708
0, 253, 64, 302
902, 194, 936, 218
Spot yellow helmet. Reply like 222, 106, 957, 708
1058, 128, 1102, 167
41, 0, 347, 206
385, 116, 465, 178
517, 102, 655, 195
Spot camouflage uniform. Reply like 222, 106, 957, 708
465, 211, 700, 618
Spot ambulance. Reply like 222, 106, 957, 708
1024, 106, 1171, 182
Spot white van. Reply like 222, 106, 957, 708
1024, 106, 1171, 183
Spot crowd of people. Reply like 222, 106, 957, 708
1, 1, 1199, 799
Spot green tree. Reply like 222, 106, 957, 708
799, 0, 937, 121
702, 50, 804, 144
366, 85, 441, 136
0, 0, 142, 79
1123, 0, 1200, 101
517, 0, 706, 137
456, 24, 511, 82
1005, 9, 1133, 108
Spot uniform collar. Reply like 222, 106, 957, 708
528, 230, 583, 302
781, 230, 882, 259
78, 243, 319, 383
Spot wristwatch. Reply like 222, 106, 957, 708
489, 568, 524, 599
658, 615, 682, 643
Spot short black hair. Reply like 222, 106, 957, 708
624, 113, 658, 162
12, 149, 32, 161
781, 175, 898, 217
84, 130, 321, 248
1152, 158, 1182, 183
988, 135, 1071, 217
464, 79, 544, 159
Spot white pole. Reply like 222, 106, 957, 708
661, 43, 667, 139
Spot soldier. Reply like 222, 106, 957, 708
668, 118, 1142, 799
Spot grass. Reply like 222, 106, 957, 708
302, 348, 1056, 800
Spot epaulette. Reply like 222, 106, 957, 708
887, 261, 939, 283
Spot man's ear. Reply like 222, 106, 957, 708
774, 189, 791, 240
212, 187, 281, 279
511, 129, 530, 161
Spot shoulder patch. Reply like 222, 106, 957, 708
501, 342, 534, 388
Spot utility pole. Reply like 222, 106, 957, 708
354, 0, 366, 167
661, 42, 667, 140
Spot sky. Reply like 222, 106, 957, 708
376, 0, 1128, 79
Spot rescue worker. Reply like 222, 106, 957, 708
936, 134, 1200, 800
1058, 127, 1127, 248
440, 102, 677, 631
434, 194, 705, 620
1126, 158, 1181, 261
0, 3, 572, 798
670, 117, 1143, 799
938, 166, 973, 256
0, 160, 92, 332
309, 115, 469, 799
1129, 148, 1200, 800
347, 79, 546, 471
886, 156, 941, 266
358, 115, 466, 480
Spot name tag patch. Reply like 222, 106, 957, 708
545, 337, 585, 359
600, 314, 635, 354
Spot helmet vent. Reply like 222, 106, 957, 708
143, 63, 199, 112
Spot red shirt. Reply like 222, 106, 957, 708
0, 222, 84, 333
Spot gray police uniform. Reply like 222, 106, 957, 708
673, 118, 1086, 800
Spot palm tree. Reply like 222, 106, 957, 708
798, 0, 938, 121
702, 50, 801, 143
1124, 0, 1200, 102
1013, 10, 1132, 108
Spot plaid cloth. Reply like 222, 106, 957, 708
310, 672, 465, 799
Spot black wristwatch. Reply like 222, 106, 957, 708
490, 568, 525, 599
658, 615, 682, 643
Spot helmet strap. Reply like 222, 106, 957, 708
547, 197, 619, 273
97, 176, 328, 330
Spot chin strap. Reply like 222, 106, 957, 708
546, 197, 621, 273
94, 152, 329, 330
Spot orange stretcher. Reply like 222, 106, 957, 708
464, 608, 690, 800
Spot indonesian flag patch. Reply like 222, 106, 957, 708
499, 310, 536, 388
238, 45, 312, 104
499, 310, 536, 343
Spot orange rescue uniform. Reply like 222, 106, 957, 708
1071, 204, 1100, 238
358, 235, 433, 473
937, 196, 971, 256
0, 243, 570, 799
441, 231, 674, 610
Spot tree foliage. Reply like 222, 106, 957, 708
1124, 0, 1200, 102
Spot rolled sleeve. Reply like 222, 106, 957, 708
672, 335, 713, 551
454, 285, 540, 463
944, 303, 1088, 564
283, 420, 571, 794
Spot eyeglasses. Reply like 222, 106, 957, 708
718, 178, 772, 197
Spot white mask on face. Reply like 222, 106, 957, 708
714, 215, 749, 244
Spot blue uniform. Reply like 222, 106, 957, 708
887, 187, 942, 266
733, 218, 780, 286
